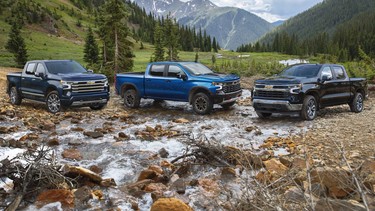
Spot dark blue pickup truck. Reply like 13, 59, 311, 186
115, 61, 242, 114
7, 60, 110, 113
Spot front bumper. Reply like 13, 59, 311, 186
253, 99, 302, 112
213, 90, 242, 104
61, 92, 110, 107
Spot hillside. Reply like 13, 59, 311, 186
133, 0, 274, 50
261, 0, 375, 43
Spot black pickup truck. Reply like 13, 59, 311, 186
7, 60, 110, 113
252, 64, 368, 120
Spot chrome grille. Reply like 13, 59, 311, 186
222, 81, 241, 93
71, 80, 105, 93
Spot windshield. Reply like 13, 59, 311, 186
45, 60, 87, 74
182, 63, 214, 75
279, 64, 321, 78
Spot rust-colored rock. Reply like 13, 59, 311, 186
62, 148, 82, 161
198, 178, 220, 194
47, 138, 60, 146
145, 183, 168, 200
92, 189, 104, 200
41, 120, 55, 130
138, 169, 158, 181
221, 167, 237, 178
255, 170, 272, 184
148, 165, 164, 175
173, 118, 189, 123
150, 198, 192, 211
263, 158, 288, 179
89, 165, 103, 174
100, 178, 117, 187
36, 189, 74, 208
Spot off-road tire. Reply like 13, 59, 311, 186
46, 91, 61, 113
349, 92, 364, 113
221, 101, 236, 110
192, 92, 213, 115
301, 95, 317, 121
124, 89, 140, 108
9, 86, 22, 105
256, 111, 272, 118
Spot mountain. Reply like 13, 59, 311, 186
261, 0, 375, 43
133, 0, 274, 50
271, 20, 284, 27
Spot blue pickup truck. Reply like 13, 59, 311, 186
7, 60, 110, 113
115, 61, 242, 114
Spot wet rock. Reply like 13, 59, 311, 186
62, 149, 82, 161
92, 189, 104, 200
71, 118, 81, 124
68, 139, 83, 146
283, 186, 306, 203
18, 133, 39, 141
175, 164, 190, 177
74, 186, 92, 203
127, 179, 154, 192
189, 179, 198, 186
83, 131, 104, 139
47, 138, 59, 146
145, 183, 168, 200
71, 127, 85, 132
311, 167, 354, 198
173, 118, 189, 123
0, 126, 9, 134
150, 198, 193, 211
89, 165, 103, 174
171, 178, 186, 194
36, 189, 74, 209
118, 132, 130, 140
9, 139, 21, 148
0, 138, 7, 147
100, 178, 117, 187
149, 165, 164, 175
263, 158, 288, 180
138, 169, 158, 181
315, 199, 366, 211
41, 120, 55, 130
158, 148, 169, 158
63, 165, 102, 183
198, 179, 220, 195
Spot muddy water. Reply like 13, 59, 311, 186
2, 89, 312, 210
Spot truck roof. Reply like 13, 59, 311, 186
27, 60, 75, 63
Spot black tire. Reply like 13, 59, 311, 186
301, 95, 317, 121
124, 89, 140, 108
256, 111, 272, 118
221, 101, 236, 110
46, 91, 61, 113
9, 86, 22, 105
90, 104, 105, 110
192, 92, 213, 115
349, 92, 364, 113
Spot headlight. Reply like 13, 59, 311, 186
104, 79, 109, 87
61, 80, 72, 90
289, 84, 302, 94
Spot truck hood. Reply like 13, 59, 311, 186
256, 76, 306, 85
194, 73, 240, 82
58, 73, 107, 81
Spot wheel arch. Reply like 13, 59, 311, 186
304, 91, 320, 109
120, 83, 138, 98
189, 87, 212, 104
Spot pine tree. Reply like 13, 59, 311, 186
164, 15, 179, 61
83, 27, 99, 66
153, 23, 165, 62
6, 22, 28, 67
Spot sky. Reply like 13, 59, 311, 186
183, 0, 324, 22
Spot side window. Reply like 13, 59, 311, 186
167, 65, 185, 77
150, 65, 165, 77
35, 63, 46, 75
321, 67, 333, 79
25, 63, 36, 74
333, 66, 346, 80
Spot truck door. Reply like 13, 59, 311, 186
30, 63, 48, 100
144, 64, 168, 99
20, 62, 41, 100
319, 66, 336, 107
165, 65, 189, 101
331, 65, 351, 104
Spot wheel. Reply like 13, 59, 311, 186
124, 89, 140, 108
46, 91, 61, 113
301, 95, 317, 121
9, 86, 22, 105
221, 101, 236, 110
90, 104, 105, 110
349, 92, 364, 113
256, 111, 272, 118
192, 92, 213, 115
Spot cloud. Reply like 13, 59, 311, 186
192, 0, 323, 22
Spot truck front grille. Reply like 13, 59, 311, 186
255, 90, 289, 99
222, 81, 241, 93
71, 80, 106, 93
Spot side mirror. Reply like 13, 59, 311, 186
87, 69, 94, 73
35, 72, 45, 78
177, 74, 187, 80
321, 74, 332, 82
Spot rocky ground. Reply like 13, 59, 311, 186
1, 67, 375, 210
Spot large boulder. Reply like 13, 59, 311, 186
263, 158, 288, 180
62, 149, 82, 161
150, 198, 192, 211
